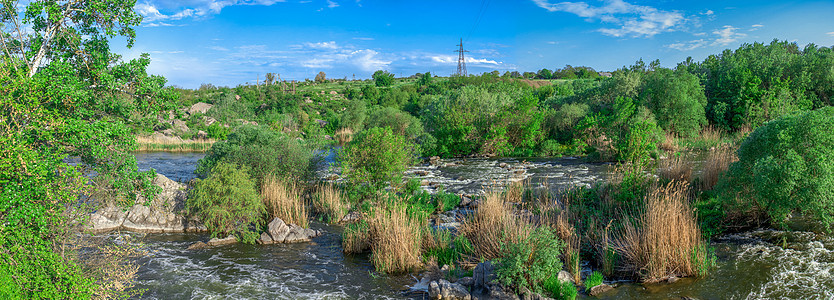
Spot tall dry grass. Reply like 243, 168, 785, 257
367, 203, 423, 273
135, 135, 215, 152
261, 176, 308, 228
659, 132, 679, 153
659, 155, 692, 183
615, 181, 707, 281
459, 190, 532, 261
334, 128, 354, 147
699, 146, 737, 191
312, 183, 349, 224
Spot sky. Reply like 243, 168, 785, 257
113, 0, 834, 88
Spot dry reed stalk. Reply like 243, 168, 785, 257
699, 146, 737, 191
312, 183, 349, 223
342, 221, 370, 254
659, 132, 679, 153
135, 135, 215, 152
368, 203, 423, 273
261, 176, 308, 228
460, 190, 532, 261
700, 125, 723, 144
615, 181, 705, 281
334, 128, 354, 147
659, 155, 692, 183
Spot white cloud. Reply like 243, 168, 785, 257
327, 0, 339, 8
666, 25, 748, 51
713, 25, 746, 46
209, 46, 229, 51
136, 0, 286, 24
702, 10, 714, 15
430, 55, 501, 66
304, 41, 340, 50
531, 0, 684, 37
666, 39, 707, 51
353, 37, 374, 41
828, 32, 834, 36
350, 49, 390, 71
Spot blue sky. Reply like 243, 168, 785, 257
115, 0, 834, 88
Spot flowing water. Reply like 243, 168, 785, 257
129, 152, 834, 299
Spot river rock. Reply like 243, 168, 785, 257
207, 235, 237, 246
558, 270, 573, 284
89, 205, 128, 232
89, 174, 203, 233
428, 279, 471, 300
259, 217, 322, 244
589, 283, 613, 296
488, 284, 520, 300
473, 261, 495, 289
521, 287, 555, 300
173, 119, 189, 132
188, 102, 213, 115
456, 277, 474, 287
415, 170, 430, 176
195, 130, 208, 139
187, 241, 208, 250
459, 195, 473, 207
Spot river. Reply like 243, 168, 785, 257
128, 152, 834, 299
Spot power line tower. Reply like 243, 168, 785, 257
455, 38, 469, 77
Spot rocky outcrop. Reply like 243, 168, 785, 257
557, 270, 573, 284
258, 217, 322, 244
473, 261, 496, 290
89, 174, 204, 233
428, 279, 471, 300
187, 102, 213, 115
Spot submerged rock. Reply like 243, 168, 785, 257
428, 279, 471, 300
589, 283, 614, 296
206, 235, 237, 246
187, 241, 208, 250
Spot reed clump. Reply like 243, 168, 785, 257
659, 154, 692, 183
367, 202, 423, 273
615, 181, 709, 281
699, 146, 737, 191
135, 135, 215, 152
312, 183, 349, 224
459, 190, 532, 261
334, 127, 354, 146
261, 176, 308, 228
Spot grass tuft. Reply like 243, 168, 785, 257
261, 176, 308, 228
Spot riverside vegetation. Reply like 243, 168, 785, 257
2, 0, 834, 297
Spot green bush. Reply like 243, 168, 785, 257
187, 162, 266, 243
339, 127, 417, 190
496, 227, 564, 294
720, 107, 834, 229
196, 125, 318, 186
641, 69, 707, 138
373, 70, 395, 87
584, 271, 603, 292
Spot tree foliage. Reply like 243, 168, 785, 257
339, 127, 416, 190
187, 162, 265, 243
720, 107, 834, 229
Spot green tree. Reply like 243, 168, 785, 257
720, 107, 834, 230
417, 71, 433, 86
339, 127, 416, 190
187, 162, 266, 243
315, 71, 326, 83
373, 70, 395, 87
641, 68, 707, 138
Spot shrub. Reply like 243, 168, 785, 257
187, 162, 265, 243
640, 69, 708, 138
373, 70, 395, 87
496, 226, 564, 294
261, 176, 308, 228
339, 127, 416, 190
584, 271, 603, 292
196, 125, 318, 186
720, 107, 834, 229
422, 229, 474, 267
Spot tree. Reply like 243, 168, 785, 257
640, 68, 707, 138
187, 162, 265, 243
0, 0, 142, 77
339, 127, 416, 190
265, 72, 276, 85
315, 71, 326, 83
417, 71, 433, 86
720, 107, 834, 230
373, 70, 394, 87
537, 68, 553, 80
